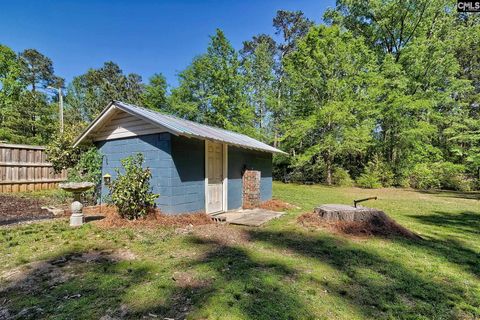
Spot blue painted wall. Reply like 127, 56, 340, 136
97, 133, 205, 214
97, 134, 273, 213
170, 135, 205, 213
227, 146, 273, 210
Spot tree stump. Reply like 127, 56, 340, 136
314, 204, 388, 223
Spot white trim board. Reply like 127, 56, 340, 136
222, 143, 228, 212
204, 140, 208, 213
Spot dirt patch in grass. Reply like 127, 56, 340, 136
0, 249, 136, 292
192, 224, 250, 245
298, 212, 421, 240
0, 249, 136, 319
0, 194, 53, 225
171, 271, 212, 288
84, 205, 214, 229
259, 198, 297, 212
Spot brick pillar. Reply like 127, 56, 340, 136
243, 170, 261, 209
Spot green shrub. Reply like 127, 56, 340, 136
332, 167, 354, 186
67, 147, 103, 204
46, 124, 90, 173
410, 162, 470, 191
355, 156, 390, 189
108, 153, 159, 220
288, 159, 325, 184
433, 162, 471, 191
356, 172, 382, 189
368, 156, 394, 187
472, 178, 480, 191
396, 176, 411, 188
409, 163, 440, 189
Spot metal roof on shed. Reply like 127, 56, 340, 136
74, 101, 286, 154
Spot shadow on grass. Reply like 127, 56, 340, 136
0, 237, 316, 320
84, 215, 106, 222
247, 229, 479, 319
406, 211, 480, 277
416, 189, 480, 201
0, 249, 153, 319
2, 227, 479, 319
133, 236, 316, 320
410, 211, 480, 236
399, 235, 480, 277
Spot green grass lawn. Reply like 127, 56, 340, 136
1, 183, 479, 319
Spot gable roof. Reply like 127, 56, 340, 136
74, 101, 287, 154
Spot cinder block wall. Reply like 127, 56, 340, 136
170, 135, 205, 213
97, 135, 273, 213
96, 133, 205, 214
227, 146, 272, 210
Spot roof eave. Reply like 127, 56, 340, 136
73, 101, 117, 148
74, 101, 288, 155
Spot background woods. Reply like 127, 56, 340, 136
1, 0, 479, 190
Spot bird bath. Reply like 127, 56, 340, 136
59, 182, 95, 227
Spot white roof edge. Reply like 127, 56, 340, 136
73, 101, 116, 148
74, 101, 288, 155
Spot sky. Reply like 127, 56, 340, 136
1, 0, 335, 87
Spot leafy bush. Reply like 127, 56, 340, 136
108, 153, 159, 220
367, 156, 394, 187
396, 177, 411, 188
355, 157, 390, 189
410, 162, 470, 191
433, 162, 471, 191
287, 159, 325, 184
332, 167, 354, 186
409, 163, 440, 190
46, 124, 91, 173
356, 172, 382, 189
67, 148, 103, 203
472, 178, 480, 191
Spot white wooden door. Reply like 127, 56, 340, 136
206, 141, 224, 213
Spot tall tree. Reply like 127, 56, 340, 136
18, 49, 56, 92
241, 34, 277, 57
324, 0, 452, 61
141, 73, 169, 112
271, 10, 313, 146
66, 61, 144, 122
323, 0, 476, 185
170, 29, 255, 135
0, 47, 60, 144
283, 25, 379, 184
242, 37, 276, 137
443, 14, 480, 179
273, 10, 314, 57
0, 45, 24, 141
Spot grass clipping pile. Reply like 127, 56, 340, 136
84, 205, 213, 229
298, 205, 420, 240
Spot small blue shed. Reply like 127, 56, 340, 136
74, 101, 286, 215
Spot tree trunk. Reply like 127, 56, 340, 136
326, 158, 333, 186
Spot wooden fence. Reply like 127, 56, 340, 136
0, 143, 67, 193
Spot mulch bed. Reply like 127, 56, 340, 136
258, 198, 297, 212
84, 205, 214, 229
298, 212, 421, 240
0, 195, 295, 228
0, 195, 54, 226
